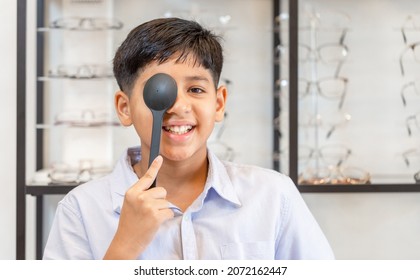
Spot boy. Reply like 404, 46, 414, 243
43, 17, 334, 260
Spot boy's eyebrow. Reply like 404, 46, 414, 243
184, 75, 210, 83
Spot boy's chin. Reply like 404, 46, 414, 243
161, 148, 207, 163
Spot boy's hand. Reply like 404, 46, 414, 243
104, 156, 174, 259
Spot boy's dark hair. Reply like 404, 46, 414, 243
113, 17, 224, 94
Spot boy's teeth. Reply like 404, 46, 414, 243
164, 125, 193, 134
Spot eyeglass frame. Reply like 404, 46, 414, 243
299, 76, 348, 109
275, 42, 349, 63
415, 170, 420, 184
49, 17, 123, 31
298, 165, 370, 185
54, 110, 120, 128
298, 112, 352, 139
298, 25, 349, 45
298, 144, 352, 169
400, 79, 420, 106
399, 41, 420, 76
47, 64, 113, 80
402, 148, 420, 167
47, 161, 111, 185
298, 42, 349, 77
405, 113, 420, 136
400, 14, 420, 44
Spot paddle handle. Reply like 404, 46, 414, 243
148, 110, 165, 188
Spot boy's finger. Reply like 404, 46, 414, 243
145, 187, 167, 200
159, 208, 175, 221
135, 155, 163, 191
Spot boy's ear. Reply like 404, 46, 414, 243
215, 85, 228, 122
115, 91, 132, 126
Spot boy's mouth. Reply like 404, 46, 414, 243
163, 125, 194, 135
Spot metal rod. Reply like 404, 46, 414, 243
273, 0, 281, 171
289, 0, 299, 184
16, 0, 27, 260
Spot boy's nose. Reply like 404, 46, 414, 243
166, 92, 191, 114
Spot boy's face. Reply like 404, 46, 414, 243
115, 56, 227, 163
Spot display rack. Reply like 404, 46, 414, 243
281, 0, 420, 192
16, 0, 123, 259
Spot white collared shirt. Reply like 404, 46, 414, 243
43, 147, 334, 260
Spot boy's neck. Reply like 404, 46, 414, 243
133, 150, 209, 211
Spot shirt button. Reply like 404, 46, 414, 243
184, 214, 190, 221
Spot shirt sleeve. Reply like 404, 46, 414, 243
43, 199, 94, 260
275, 177, 335, 260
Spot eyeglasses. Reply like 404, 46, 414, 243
300, 9, 351, 30
339, 167, 371, 184
400, 79, 420, 106
276, 43, 348, 77
299, 144, 352, 169
45, 64, 113, 80
277, 77, 348, 109
405, 112, 420, 136
299, 77, 348, 109
275, 43, 349, 64
399, 41, 420, 76
48, 160, 110, 184
274, 144, 353, 178
49, 17, 123, 31
401, 150, 420, 183
299, 26, 349, 45
162, 10, 233, 30
54, 110, 120, 127
31, 160, 111, 185
401, 14, 420, 44
298, 43, 349, 64
415, 170, 420, 184
299, 165, 370, 185
402, 148, 420, 167
298, 113, 352, 139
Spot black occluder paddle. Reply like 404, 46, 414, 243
143, 73, 178, 187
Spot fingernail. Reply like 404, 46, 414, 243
155, 155, 163, 164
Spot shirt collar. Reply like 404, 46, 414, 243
205, 149, 242, 207
110, 147, 242, 214
110, 147, 141, 214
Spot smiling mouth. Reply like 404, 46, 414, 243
163, 125, 194, 135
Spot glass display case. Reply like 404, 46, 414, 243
275, 0, 420, 191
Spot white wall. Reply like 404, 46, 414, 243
303, 193, 420, 259
0, 0, 17, 259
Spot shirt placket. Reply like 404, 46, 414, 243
180, 211, 198, 259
